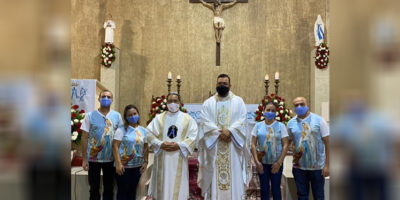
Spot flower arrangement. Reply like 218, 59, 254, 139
71, 105, 85, 145
147, 95, 187, 125
101, 43, 116, 67
315, 42, 329, 69
254, 93, 293, 125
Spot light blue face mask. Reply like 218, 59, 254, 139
295, 105, 309, 116
263, 111, 276, 120
100, 98, 112, 107
127, 115, 139, 124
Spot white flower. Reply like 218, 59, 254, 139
260, 116, 265, 121
72, 131, 78, 136
82, 113, 85, 117
71, 109, 75, 113
162, 105, 166, 109
80, 119, 84, 123
280, 110, 284, 114
109, 54, 113, 57
71, 121, 74, 126
156, 107, 159, 110
275, 112, 279, 115
74, 119, 79, 124
71, 135, 77, 141
279, 102, 284, 105
108, 61, 111, 64
275, 117, 280, 121
152, 101, 156, 104
103, 49, 106, 53
273, 99, 278, 103
285, 114, 289, 118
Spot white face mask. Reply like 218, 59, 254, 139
167, 103, 180, 113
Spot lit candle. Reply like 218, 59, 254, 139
275, 71, 279, 80
177, 75, 181, 80
265, 74, 269, 81
168, 72, 172, 80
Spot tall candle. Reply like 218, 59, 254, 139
177, 75, 181, 80
265, 74, 269, 81
168, 72, 172, 80
275, 71, 279, 80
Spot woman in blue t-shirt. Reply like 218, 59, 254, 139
112, 105, 148, 200
251, 103, 289, 200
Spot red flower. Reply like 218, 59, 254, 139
255, 116, 260, 121
152, 104, 157, 108
71, 113, 76, 119
161, 95, 165, 99
110, 44, 113, 48
79, 110, 85, 114
258, 106, 263, 111
271, 94, 275, 97
76, 122, 82, 128
72, 105, 79, 110
267, 96, 272, 102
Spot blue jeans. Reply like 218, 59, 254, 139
292, 168, 325, 200
115, 167, 142, 200
258, 164, 283, 200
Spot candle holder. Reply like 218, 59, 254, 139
167, 78, 172, 94
264, 79, 269, 97
176, 79, 182, 95
274, 79, 280, 96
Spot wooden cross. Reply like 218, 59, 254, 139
190, 0, 248, 66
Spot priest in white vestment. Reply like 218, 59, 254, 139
146, 92, 198, 200
197, 74, 252, 200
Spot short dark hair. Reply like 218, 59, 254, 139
123, 104, 140, 131
99, 90, 112, 98
167, 92, 181, 101
217, 74, 230, 83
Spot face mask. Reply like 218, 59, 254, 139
100, 98, 112, 107
127, 115, 139, 124
263, 111, 276, 120
216, 85, 229, 96
167, 103, 180, 113
295, 105, 309, 116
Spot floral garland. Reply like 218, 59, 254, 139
315, 42, 329, 69
254, 93, 293, 125
101, 43, 116, 67
147, 95, 187, 125
71, 105, 85, 145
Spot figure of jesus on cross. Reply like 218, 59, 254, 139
199, 0, 238, 43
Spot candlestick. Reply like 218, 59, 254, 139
176, 77, 182, 95
264, 79, 270, 97
275, 79, 280, 96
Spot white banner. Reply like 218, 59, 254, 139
71, 79, 96, 112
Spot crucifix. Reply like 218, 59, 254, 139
190, 0, 248, 66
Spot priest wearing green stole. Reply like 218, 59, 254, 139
146, 92, 198, 200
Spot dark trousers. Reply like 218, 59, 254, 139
115, 167, 142, 200
292, 168, 325, 200
258, 164, 283, 200
88, 162, 115, 200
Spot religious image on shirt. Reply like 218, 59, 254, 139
167, 125, 178, 139
89, 119, 113, 160
120, 130, 143, 166
294, 122, 317, 168
263, 127, 277, 162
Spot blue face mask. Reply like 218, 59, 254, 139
263, 111, 276, 120
127, 115, 139, 124
295, 105, 309, 116
100, 98, 112, 107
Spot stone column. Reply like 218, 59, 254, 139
310, 49, 330, 121
100, 48, 120, 111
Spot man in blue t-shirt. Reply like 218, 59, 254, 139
287, 97, 329, 200
81, 90, 123, 200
